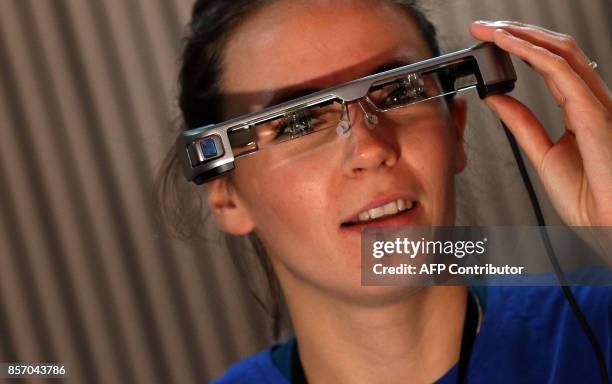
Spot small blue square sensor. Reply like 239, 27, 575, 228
201, 138, 218, 158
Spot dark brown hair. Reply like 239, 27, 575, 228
155, 0, 444, 339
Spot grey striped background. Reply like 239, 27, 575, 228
0, 0, 609, 383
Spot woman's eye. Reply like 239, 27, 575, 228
275, 111, 320, 141
379, 81, 427, 109
374, 73, 429, 109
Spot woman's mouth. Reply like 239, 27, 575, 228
341, 199, 418, 228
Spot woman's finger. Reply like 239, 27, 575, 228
470, 21, 612, 111
491, 29, 612, 182
490, 29, 609, 127
484, 94, 553, 174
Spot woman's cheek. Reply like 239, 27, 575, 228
403, 119, 458, 224
237, 153, 331, 233
246, 164, 341, 282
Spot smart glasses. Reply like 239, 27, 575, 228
177, 42, 516, 184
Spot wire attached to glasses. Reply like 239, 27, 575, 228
501, 122, 610, 384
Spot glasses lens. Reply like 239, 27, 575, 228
252, 100, 345, 149
227, 100, 345, 158
366, 71, 442, 111
227, 67, 478, 157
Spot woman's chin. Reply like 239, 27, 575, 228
341, 285, 427, 307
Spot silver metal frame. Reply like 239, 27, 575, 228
177, 42, 516, 184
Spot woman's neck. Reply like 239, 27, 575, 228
282, 281, 468, 384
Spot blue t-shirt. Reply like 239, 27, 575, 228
212, 286, 611, 383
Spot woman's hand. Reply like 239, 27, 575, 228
469, 20, 612, 227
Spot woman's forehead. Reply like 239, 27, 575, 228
221, 0, 430, 114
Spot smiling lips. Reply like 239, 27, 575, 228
343, 198, 416, 225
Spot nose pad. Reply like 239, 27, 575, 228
358, 101, 379, 129
336, 120, 351, 138
335, 101, 379, 138
335, 103, 352, 138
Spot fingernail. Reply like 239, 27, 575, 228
484, 98, 498, 113
495, 28, 512, 37
474, 20, 494, 24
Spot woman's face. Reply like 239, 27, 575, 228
211, 0, 466, 301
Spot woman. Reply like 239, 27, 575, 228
157, 0, 612, 382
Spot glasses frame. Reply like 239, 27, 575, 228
177, 42, 516, 185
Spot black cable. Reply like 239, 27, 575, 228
501, 122, 610, 384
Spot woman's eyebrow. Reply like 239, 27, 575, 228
262, 87, 322, 109
368, 59, 415, 75
261, 59, 415, 109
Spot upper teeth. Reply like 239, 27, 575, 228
353, 199, 414, 223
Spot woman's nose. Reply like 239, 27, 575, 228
341, 102, 399, 178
